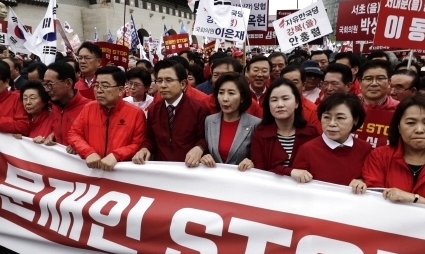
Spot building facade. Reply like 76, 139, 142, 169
322, 0, 341, 38
1, 0, 196, 51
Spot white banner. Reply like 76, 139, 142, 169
0, 133, 425, 253
273, 0, 332, 51
232, 0, 268, 31
0, 32, 7, 46
193, 1, 250, 42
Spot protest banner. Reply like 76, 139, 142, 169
247, 9, 283, 45
0, 32, 7, 46
193, 1, 250, 42
203, 39, 216, 56
94, 42, 129, 69
354, 109, 394, 148
55, 19, 73, 53
351, 41, 392, 54
232, 0, 268, 31
1, 133, 425, 253
273, 1, 332, 52
163, 34, 190, 55
374, 1, 425, 50
336, 0, 380, 41
69, 34, 81, 52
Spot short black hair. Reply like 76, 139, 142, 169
317, 92, 366, 132
188, 65, 204, 86
0, 60, 10, 82
211, 57, 243, 73
261, 77, 306, 128
268, 52, 287, 65
136, 59, 153, 69
334, 52, 360, 68
246, 56, 272, 72
178, 50, 196, 62
213, 72, 252, 113
388, 94, 425, 146
310, 50, 329, 61
167, 56, 190, 70
95, 66, 126, 86
395, 60, 421, 74
61, 57, 80, 74
280, 65, 306, 83
4, 57, 22, 72
126, 67, 152, 87
77, 41, 102, 59
357, 59, 392, 80
154, 60, 187, 81
391, 69, 420, 90
20, 80, 51, 109
325, 63, 353, 84
209, 52, 229, 65
367, 50, 389, 61
47, 61, 77, 85
27, 62, 47, 80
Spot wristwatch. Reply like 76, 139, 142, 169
413, 194, 420, 203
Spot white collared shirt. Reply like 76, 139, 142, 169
165, 92, 183, 114
322, 133, 353, 150
123, 94, 153, 118
249, 84, 267, 102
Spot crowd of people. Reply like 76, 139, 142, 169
1, 42, 425, 207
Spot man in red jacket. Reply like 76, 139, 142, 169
0, 61, 30, 136
68, 66, 146, 171
133, 60, 209, 167
42, 62, 90, 150
245, 56, 272, 106
75, 42, 102, 100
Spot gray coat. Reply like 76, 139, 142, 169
205, 112, 261, 165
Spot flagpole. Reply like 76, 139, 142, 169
123, 0, 127, 44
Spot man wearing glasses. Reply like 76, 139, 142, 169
318, 63, 353, 105
132, 60, 209, 167
389, 69, 419, 102
41, 62, 90, 150
75, 42, 102, 100
68, 66, 146, 171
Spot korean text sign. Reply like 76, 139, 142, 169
336, 0, 380, 41
232, 0, 268, 31
374, 0, 425, 50
95, 42, 129, 70
163, 34, 190, 55
193, 1, 250, 42
273, 0, 332, 52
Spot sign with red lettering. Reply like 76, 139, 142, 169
336, 0, 380, 41
163, 34, 190, 55
374, 0, 425, 50
1, 134, 425, 253
354, 108, 394, 148
204, 39, 216, 57
95, 42, 129, 70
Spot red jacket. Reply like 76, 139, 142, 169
29, 109, 55, 138
251, 123, 319, 175
143, 94, 209, 161
51, 91, 90, 146
363, 96, 399, 111
362, 140, 425, 196
302, 97, 322, 133
0, 89, 30, 136
201, 94, 263, 118
250, 88, 267, 107
350, 78, 361, 95
68, 100, 146, 161
75, 77, 96, 100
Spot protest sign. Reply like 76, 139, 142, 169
95, 42, 129, 69
354, 109, 394, 148
193, 1, 250, 42
374, 0, 425, 50
1, 134, 425, 253
232, 0, 268, 31
336, 0, 380, 41
163, 34, 190, 55
273, 1, 332, 52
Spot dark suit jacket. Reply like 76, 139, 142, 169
143, 94, 209, 162
14, 76, 28, 90
205, 112, 261, 164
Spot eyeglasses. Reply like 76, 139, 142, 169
94, 84, 121, 90
361, 76, 388, 84
22, 97, 38, 103
321, 115, 351, 124
77, 55, 95, 62
126, 81, 144, 88
155, 78, 180, 84
42, 80, 64, 90
390, 85, 413, 92
323, 81, 343, 87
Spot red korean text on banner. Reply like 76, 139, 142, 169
204, 40, 216, 57
354, 109, 394, 148
374, 0, 425, 50
163, 34, 190, 55
94, 42, 129, 70
336, 0, 380, 41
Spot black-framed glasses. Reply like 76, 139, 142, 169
361, 76, 388, 84
42, 80, 64, 90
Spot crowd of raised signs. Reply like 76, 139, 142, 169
1, 42, 425, 208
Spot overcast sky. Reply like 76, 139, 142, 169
269, 0, 318, 15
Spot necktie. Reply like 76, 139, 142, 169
167, 105, 175, 130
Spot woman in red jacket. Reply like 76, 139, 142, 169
363, 94, 425, 204
15, 81, 54, 142
292, 92, 372, 192
250, 78, 319, 175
